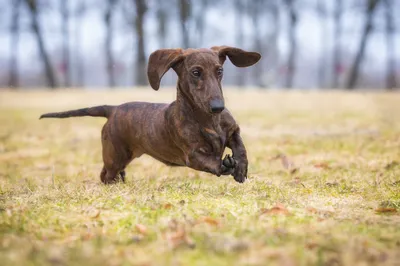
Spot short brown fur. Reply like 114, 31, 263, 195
40, 46, 261, 183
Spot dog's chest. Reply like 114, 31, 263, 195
199, 127, 226, 155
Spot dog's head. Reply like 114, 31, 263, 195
147, 46, 261, 114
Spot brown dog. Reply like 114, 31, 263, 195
40, 46, 261, 183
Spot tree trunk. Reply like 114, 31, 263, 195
8, 0, 21, 89
384, 0, 397, 90
251, 0, 263, 87
25, 0, 57, 88
134, 0, 147, 86
268, 0, 280, 88
105, 0, 117, 88
74, 1, 85, 87
194, 0, 209, 47
346, 0, 381, 90
156, 0, 167, 48
285, 0, 297, 89
234, 0, 245, 87
179, 0, 190, 48
61, 0, 70, 87
318, 0, 327, 88
333, 0, 343, 88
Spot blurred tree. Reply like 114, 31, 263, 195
249, 0, 264, 87
317, 0, 327, 88
284, 0, 298, 89
333, 0, 343, 88
234, 0, 245, 87
266, 0, 281, 88
156, 0, 168, 48
384, 0, 397, 90
193, 0, 210, 47
8, 0, 21, 89
134, 0, 148, 85
73, 0, 85, 87
179, 0, 191, 48
61, 0, 70, 87
104, 0, 118, 88
24, 0, 58, 88
123, 0, 148, 85
347, 0, 381, 89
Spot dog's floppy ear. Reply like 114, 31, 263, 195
211, 46, 261, 67
147, 49, 184, 90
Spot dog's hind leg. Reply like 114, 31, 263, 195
100, 143, 137, 184
100, 149, 131, 184
100, 166, 126, 184
100, 167, 107, 183
100, 167, 118, 184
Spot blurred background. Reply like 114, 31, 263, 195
0, 0, 398, 90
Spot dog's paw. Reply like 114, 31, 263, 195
233, 162, 247, 183
221, 164, 234, 175
222, 154, 237, 169
221, 154, 236, 175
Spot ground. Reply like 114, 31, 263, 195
0, 89, 399, 266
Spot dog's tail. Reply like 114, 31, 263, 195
39, 105, 114, 119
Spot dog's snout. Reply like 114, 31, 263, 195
209, 99, 225, 113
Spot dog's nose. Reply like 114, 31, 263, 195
210, 99, 225, 113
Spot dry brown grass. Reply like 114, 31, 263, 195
0, 88, 399, 266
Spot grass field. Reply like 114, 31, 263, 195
0, 89, 399, 266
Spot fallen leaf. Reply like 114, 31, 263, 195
306, 207, 334, 218
165, 228, 195, 249
131, 234, 144, 243
81, 232, 94, 241
35, 164, 51, 170
306, 207, 318, 214
326, 181, 339, 187
305, 242, 318, 249
379, 200, 398, 208
269, 154, 281, 161
391, 180, 400, 186
196, 216, 220, 227
375, 207, 397, 213
385, 161, 398, 170
163, 203, 173, 209
168, 219, 178, 230
280, 154, 292, 170
270, 154, 297, 173
291, 176, 305, 187
314, 162, 331, 169
184, 235, 196, 249
90, 209, 101, 219
208, 236, 249, 253
290, 168, 299, 174
135, 224, 148, 235
260, 203, 290, 216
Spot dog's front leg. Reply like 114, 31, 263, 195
227, 129, 248, 183
186, 151, 225, 177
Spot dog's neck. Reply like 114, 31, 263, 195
175, 84, 221, 129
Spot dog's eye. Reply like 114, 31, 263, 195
217, 68, 223, 77
192, 70, 201, 77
